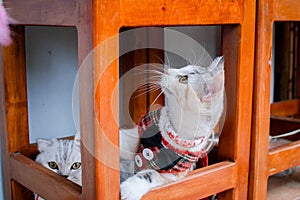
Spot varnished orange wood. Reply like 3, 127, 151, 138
94, 0, 255, 199
250, 0, 300, 199
2, 26, 32, 200
11, 181, 34, 200
274, 0, 300, 21
249, 0, 273, 199
121, 0, 243, 26
268, 141, 300, 176
0, 44, 12, 200
93, 1, 121, 199
143, 161, 236, 200
10, 153, 81, 200
271, 99, 300, 116
1, 1, 94, 200
3, 26, 29, 154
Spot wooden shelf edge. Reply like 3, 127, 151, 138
269, 140, 300, 176
9, 153, 81, 200
142, 161, 236, 200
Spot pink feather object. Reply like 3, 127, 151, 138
0, 2, 12, 46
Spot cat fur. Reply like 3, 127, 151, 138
120, 56, 225, 200
34, 133, 81, 199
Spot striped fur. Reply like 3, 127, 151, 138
34, 133, 81, 199
35, 133, 81, 185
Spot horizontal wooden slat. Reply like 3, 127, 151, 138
6, 0, 81, 26
121, 0, 243, 26
143, 161, 236, 200
9, 153, 81, 200
271, 99, 300, 117
274, 0, 300, 21
268, 141, 300, 176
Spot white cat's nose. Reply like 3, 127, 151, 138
59, 170, 69, 178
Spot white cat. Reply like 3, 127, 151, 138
120, 56, 225, 200
34, 133, 81, 200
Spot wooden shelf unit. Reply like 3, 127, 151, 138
0, 0, 256, 199
0, 0, 94, 199
94, 0, 255, 199
250, 0, 300, 199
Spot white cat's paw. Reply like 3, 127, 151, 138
120, 175, 152, 200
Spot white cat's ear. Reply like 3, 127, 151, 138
209, 56, 224, 74
36, 138, 57, 152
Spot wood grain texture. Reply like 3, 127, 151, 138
3, 26, 29, 154
269, 141, 300, 176
2, 26, 33, 200
271, 99, 300, 117
274, 0, 300, 21
121, 0, 243, 26
93, 1, 121, 199
143, 161, 236, 200
10, 153, 81, 200
2, 0, 94, 199
250, 0, 300, 199
0, 44, 12, 200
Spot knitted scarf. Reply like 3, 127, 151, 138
135, 109, 208, 174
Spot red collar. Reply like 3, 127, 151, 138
159, 107, 213, 154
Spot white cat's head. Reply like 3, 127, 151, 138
35, 133, 81, 185
160, 56, 224, 129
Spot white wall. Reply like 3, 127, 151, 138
25, 26, 78, 143
165, 26, 221, 68
0, 26, 78, 199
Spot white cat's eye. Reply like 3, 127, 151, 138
71, 162, 81, 170
48, 161, 58, 170
179, 75, 188, 84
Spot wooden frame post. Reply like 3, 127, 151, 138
250, 0, 300, 199
0, 1, 94, 199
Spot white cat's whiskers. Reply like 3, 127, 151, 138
148, 89, 164, 109
164, 52, 171, 70
191, 49, 198, 66
133, 84, 161, 98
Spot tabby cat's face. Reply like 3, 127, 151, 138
35, 135, 81, 185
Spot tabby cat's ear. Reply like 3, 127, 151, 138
74, 132, 80, 148
36, 138, 57, 152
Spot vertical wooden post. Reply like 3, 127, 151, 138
2, 26, 33, 200
250, 0, 300, 199
1, 1, 94, 199
0, 40, 12, 200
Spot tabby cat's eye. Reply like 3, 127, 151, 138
179, 75, 188, 84
71, 162, 81, 170
48, 161, 58, 170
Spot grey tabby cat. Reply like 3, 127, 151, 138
34, 133, 81, 200
120, 56, 225, 200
